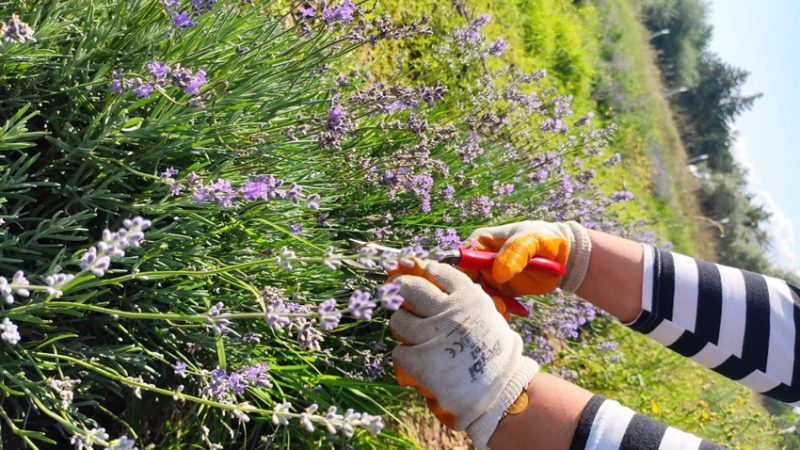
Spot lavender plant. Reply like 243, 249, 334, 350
0, 1, 634, 448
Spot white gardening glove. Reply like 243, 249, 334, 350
389, 261, 539, 450
466, 220, 592, 295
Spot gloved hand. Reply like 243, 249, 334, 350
388, 261, 539, 449
466, 220, 592, 296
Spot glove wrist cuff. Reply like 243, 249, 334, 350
466, 357, 539, 450
559, 221, 592, 293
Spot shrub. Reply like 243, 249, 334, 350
0, 2, 624, 447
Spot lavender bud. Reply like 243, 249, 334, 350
0, 277, 13, 304
11, 271, 29, 297
0, 318, 20, 344
272, 402, 292, 426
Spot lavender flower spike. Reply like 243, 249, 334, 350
171, 11, 195, 29
377, 283, 403, 310
318, 299, 341, 331
348, 290, 376, 320
0, 277, 13, 304
272, 402, 292, 426
46, 273, 75, 298
0, 318, 20, 344
147, 60, 171, 81
2, 14, 36, 44
206, 302, 231, 335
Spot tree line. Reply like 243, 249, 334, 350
640, 0, 798, 283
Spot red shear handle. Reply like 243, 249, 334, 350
456, 248, 566, 276
482, 285, 530, 317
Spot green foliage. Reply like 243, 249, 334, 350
558, 318, 783, 449
698, 168, 774, 273
590, 0, 707, 255
674, 55, 761, 171
641, 0, 712, 88
637, 0, 779, 279
1, 1, 420, 447
0, 0, 625, 447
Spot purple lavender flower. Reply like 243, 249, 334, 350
286, 183, 303, 204
192, 188, 208, 204
460, 195, 494, 219
540, 117, 567, 133
2, 14, 36, 44
227, 372, 247, 395
459, 134, 484, 164
162, 167, 179, 179
455, 13, 491, 47
487, 37, 508, 57
209, 368, 228, 398
609, 191, 634, 202
185, 69, 206, 96
191, 0, 217, 14
162, 0, 180, 11
493, 181, 515, 196
240, 177, 269, 201
132, 82, 154, 98
305, 193, 320, 210
289, 222, 302, 234
328, 105, 345, 125
321, 1, 355, 24
80, 246, 112, 277
174, 361, 188, 377
207, 179, 235, 208
363, 355, 384, 381
321, 7, 336, 24
434, 228, 462, 250
171, 66, 194, 90
297, 320, 324, 351
573, 112, 594, 128
318, 299, 341, 331
597, 341, 618, 352
335, 1, 355, 23
348, 290, 376, 320
300, 6, 316, 18
376, 283, 403, 310
206, 302, 231, 334
266, 302, 291, 331
603, 153, 622, 166
171, 11, 195, 28
109, 68, 126, 93
242, 363, 271, 387
147, 60, 171, 81
109, 78, 123, 93
474, 13, 491, 27
320, 105, 351, 150
527, 335, 554, 365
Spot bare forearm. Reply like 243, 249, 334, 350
487, 373, 593, 450
575, 229, 643, 323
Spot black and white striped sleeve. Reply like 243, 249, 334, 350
626, 245, 799, 404
570, 395, 725, 450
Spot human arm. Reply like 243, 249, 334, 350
388, 260, 726, 450
469, 220, 800, 404
488, 374, 724, 450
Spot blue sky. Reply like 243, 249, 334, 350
707, 0, 800, 274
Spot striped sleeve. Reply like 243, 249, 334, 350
569, 395, 726, 450
626, 245, 800, 404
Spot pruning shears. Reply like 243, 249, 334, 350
350, 240, 566, 317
